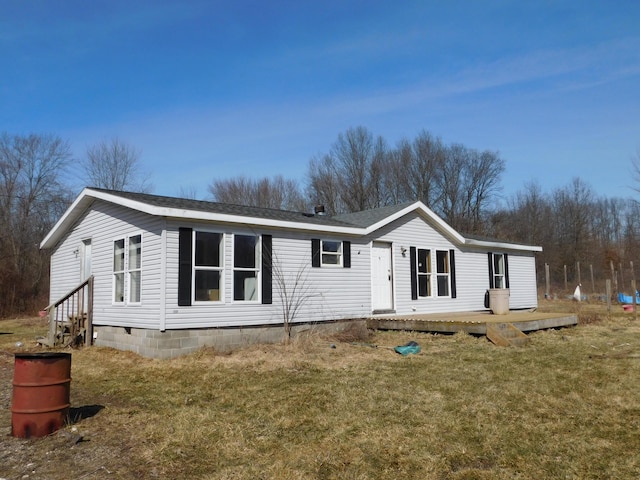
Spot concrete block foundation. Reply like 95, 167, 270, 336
93, 319, 366, 359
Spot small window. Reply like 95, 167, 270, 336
493, 253, 506, 289
234, 234, 259, 301
436, 250, 450, 297
321, 240, 342, 266
194, 231, 223, 302
489, 252, 508, 289
417, 249, 431, 297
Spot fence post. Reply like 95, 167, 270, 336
564, 265, 568, 291
633, 279, 637, 321
606, 279, 611, 315
545, 263, 550, 299
590, 264, 595, 293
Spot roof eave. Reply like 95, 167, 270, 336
40, 188, 364, 249
464, 237, 543, 252
363, 201, 466, 244
40, 188, 95, 249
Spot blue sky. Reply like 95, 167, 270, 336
2, 1, 639, 203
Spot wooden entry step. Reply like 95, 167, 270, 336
486, 322, 530, 347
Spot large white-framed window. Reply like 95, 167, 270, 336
113, 239, 125, 303
321, 240, 342, 266
128, 234, 142, 303
436, 250, 450, 297
416, 248, 432, 297
113, 233, 142, 304
233, 234, 261, 302
233, 234, 260, 302
193, 231, 223, 302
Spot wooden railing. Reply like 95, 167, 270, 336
44, 276, 94, 348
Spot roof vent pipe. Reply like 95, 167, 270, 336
314, 205, 326, 216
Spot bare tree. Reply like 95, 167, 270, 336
307, 126, 389, 214
0, 133, 73, 315
178, 184, 199, 200
460, 149, 505, 233
209, 175, 308, 211
437, 143, 467, 230
82, 137, 152, 192
551, 177, 595, 268
407, 131, 446, 208
270, 252, 320, 341
307, 154, 342, 214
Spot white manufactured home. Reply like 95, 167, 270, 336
41, 188, 541, 358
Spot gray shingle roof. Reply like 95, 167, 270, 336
333, 202, 416, 228
90, 188, 358, 228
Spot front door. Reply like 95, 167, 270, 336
81, 239, 92, 281
371, 242, 393, 311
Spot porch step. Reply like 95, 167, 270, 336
486, 322, 530, 347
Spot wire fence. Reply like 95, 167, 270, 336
540, 260, 639, 300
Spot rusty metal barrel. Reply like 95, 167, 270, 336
11, 352, 72, 438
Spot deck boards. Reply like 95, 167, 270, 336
367, 310, 578, 336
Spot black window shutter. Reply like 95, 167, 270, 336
178, 227, 193, 306
450, 249, 457, 299
262, 235, 272, 304
311, 239, 321, 267
343, 241, 351, 268
410, 247, 417, 300
487, 252, 494, 289
504, 253, 510, 289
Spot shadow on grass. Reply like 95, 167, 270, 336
69, 404, 105, 424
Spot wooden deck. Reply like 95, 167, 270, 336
367, 310, 577, 336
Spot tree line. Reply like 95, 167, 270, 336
0, 128, 637, 316
0, 133, 150, 316
210, 127, 640, 295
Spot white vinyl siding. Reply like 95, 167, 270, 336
504, 254, 538, 309
370, 212, 537, 314
48, 200, 163, 329
163, 223, 370, 329
48, 200, 538, 333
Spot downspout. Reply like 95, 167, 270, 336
159, 217, 167, 331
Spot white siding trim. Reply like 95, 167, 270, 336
159, 219, 167, 331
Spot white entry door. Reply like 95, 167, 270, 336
371, 242, 393, 311
81, 239, 92, 281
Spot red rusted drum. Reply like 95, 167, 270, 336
11, 352, 72, 438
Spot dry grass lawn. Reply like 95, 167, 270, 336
1, 299, 640, 479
